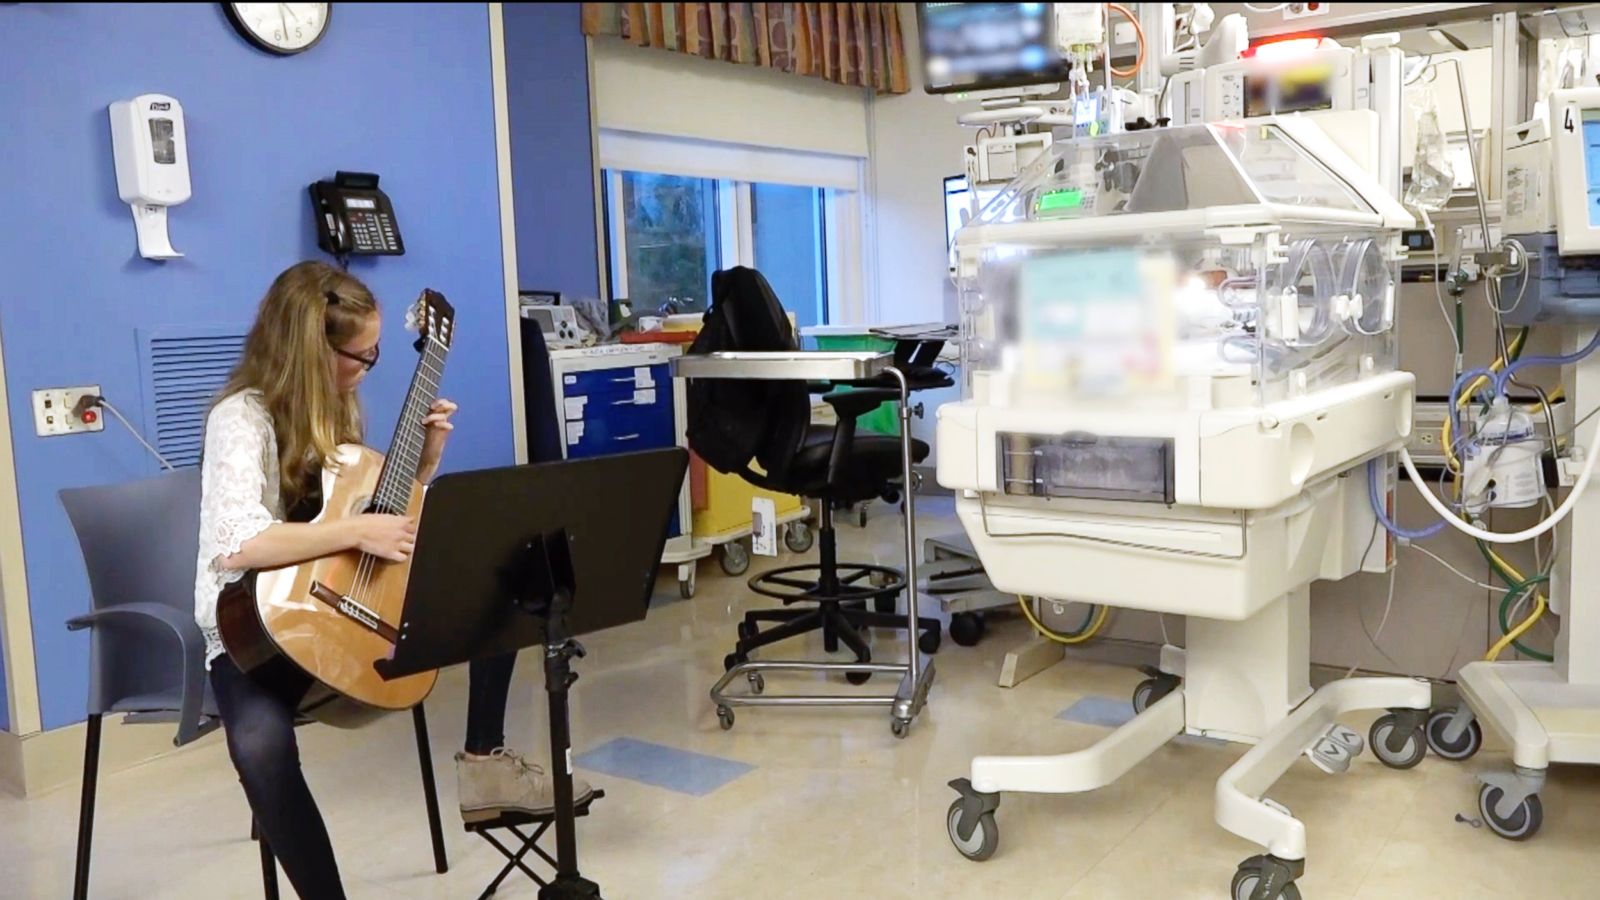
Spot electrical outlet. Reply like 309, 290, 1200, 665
32, 386, 104, 437
1284, 2, 1330, 20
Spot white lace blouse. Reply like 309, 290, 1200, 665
194, 390, 284, 666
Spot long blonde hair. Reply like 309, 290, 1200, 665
218, 260, 377, 505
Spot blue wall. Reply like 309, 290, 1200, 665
0, 3, 514, 731
504, 3, 602, 302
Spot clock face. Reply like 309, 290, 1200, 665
225, 3, 332, 55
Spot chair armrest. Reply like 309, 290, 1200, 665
823, 389, 901, 419
67, 603, 212, 748
672, 351, 889, 382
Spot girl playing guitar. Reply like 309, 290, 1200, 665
194, 260, 590, 898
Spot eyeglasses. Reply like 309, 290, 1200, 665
334, 343, 380, 371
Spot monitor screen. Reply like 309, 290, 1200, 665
944, 175, 1002, 248
919, 3, 1068, 96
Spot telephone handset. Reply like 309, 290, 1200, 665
310, 171, 405, 257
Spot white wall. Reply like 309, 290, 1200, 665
589, 37, 870, 158
864, 5, 970, 326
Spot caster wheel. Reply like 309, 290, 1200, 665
723, 653, 745, 672
747, 672, 765, 695
737, 621, 758, 642
1230, 867, 1301, 900
716, 706, 735, 731
1479, 783, 1543, 841
1132, 679, 1158, 714
1369, 713, 1427, 770
950, 612, 985, 647
874, 595, 897, 615
784, 522, 814, 554
719, 541, 750, 576
678, 570, 696, 599
857, 505, 869, 528
946, 799, 999, 862
1426, 708, 1483, 761
891, 718, 910, 739
919, 629, 942, 655
846, 668, 873, 686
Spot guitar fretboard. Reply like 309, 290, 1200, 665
371, 333, 448, 514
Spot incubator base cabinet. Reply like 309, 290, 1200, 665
938, 118, 1427, 898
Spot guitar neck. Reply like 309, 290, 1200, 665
372, 335, 449, 513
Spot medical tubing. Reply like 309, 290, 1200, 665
1016, 595, 1107, 644
1367, 459, 1446, 540
1399, 433, 1600, 543
1491, 576, 1554, 663
1493, 328, 1600, 396
1475, 541, 1555, 661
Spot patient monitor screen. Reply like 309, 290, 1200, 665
919, 3, 1068, 94
1585, 109, 1600, 227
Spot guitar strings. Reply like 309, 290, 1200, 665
350, 333, 445, 617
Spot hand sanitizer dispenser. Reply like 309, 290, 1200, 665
109, 94, 190, 259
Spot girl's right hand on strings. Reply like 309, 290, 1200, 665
350, 514, 417, 562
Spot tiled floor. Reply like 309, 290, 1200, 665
6, 497, 1600, 898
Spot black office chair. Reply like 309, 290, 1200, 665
685, 267, 942, 683
60, 469, 448, 899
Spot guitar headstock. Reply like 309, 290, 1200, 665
406, 289, 456, 352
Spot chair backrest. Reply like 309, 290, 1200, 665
684, 267, 811, 483
60, 468, 203, 715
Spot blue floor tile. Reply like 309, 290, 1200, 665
1057, 695, 1136, 728
574, 737, 755, 797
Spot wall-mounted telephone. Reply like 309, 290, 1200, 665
310, 171, 404, 256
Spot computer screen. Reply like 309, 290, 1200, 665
918, 3, 1068, 96
944, 175, 1002, 248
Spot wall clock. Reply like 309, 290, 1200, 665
224, 4, 331, 56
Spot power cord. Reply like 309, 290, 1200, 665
74, 394, 175, 470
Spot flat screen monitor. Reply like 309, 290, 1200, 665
918, 3, 1068, 96
944, 175, 1002, 248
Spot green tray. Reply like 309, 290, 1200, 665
811, 334, 899, 436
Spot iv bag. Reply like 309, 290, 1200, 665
1404, 84, 1455, 213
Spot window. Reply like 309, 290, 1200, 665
607, 172, 721, 314
603, 169, 857, 329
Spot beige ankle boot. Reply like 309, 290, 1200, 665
456, 747, 595, 823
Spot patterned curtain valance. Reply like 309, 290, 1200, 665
581, 3, 910, 95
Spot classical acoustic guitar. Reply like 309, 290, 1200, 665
218, 289, 456, 728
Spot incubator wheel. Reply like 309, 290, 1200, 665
949, 612, 985, 647
678, 568, 696, 599
946, 800, 999, 862
1479, 784, 1543, 841
1425, 708, 1483, 761
716, 706, 735, 731
784, 522, 814, 554
919, 629, 942, 655
747, 672, 765, 695
891, 718, 910, 739
1132, 679, 1158, 714
857, 505, 870, 528
1369, 713, 1427, 770
1230, 867, 1302, 900
719, 541, 750, 576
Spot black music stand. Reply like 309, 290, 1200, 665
377, 448, 689, 900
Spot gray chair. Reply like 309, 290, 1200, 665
61, 468, 448, 899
